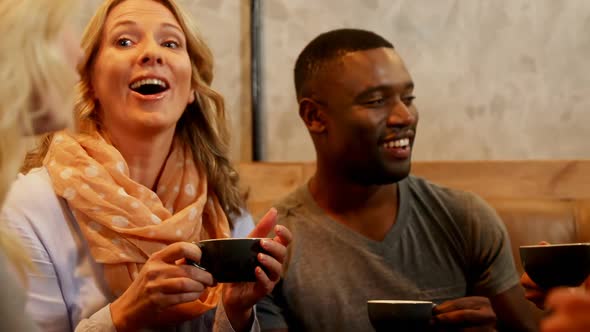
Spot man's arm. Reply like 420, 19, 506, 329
462, 194, 542, 331
490, 284, 544, 332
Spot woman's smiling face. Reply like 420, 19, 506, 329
91, 0, 195, 136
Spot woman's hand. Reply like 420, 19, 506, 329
109, 242, 214, 331
223, 208, 293, 331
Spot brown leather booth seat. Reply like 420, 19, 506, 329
237, 161, 590, 276
491, 199, 583, 274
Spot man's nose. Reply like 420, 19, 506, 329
386, 100, 416, 127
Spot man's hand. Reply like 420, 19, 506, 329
521, 241, 551, 309
521, 271, 549, 310
432, 296, 496, 332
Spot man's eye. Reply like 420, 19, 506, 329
162, 41, 179, 49
402, 96, 416, 106
365, 98, 385, 106
117, 38, 133, 47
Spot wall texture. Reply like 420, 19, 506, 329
262, 0, 590, 161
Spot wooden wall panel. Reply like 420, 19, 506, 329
237, 160, 590, 217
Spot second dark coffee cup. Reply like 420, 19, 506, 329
189, 238, 267, 283
367, 300, 435, 332
520, 243, 590, 289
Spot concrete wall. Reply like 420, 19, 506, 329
262, 0, 590, 161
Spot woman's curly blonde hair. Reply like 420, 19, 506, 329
22, 0, 244, 221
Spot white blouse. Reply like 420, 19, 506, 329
2, 168, 257, 332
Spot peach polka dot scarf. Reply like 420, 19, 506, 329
43, 130, 230, 315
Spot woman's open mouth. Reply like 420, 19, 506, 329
129, 78, 169, 97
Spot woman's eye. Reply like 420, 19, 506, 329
117, 38, 133, 47
162, 41, 179, 49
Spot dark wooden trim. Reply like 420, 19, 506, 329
250, 0, 263, 161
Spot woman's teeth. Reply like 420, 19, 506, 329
129, 78, 168, 90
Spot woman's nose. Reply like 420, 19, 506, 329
139, 41, 164, 65
140, 54, 164, 65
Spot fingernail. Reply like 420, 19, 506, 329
265, 208, 277, 218
261, 239, 270, 247
258, 253, 265, 262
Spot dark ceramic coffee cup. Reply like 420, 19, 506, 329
187, 238, 268, 283
367, 300, 435, 332
520, 243, 590, 289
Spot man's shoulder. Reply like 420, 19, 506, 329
405, 175, 499, 226
406, 175, 488, 209
274, 184, 309, 223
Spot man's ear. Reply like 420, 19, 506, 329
299, 98, 326, 133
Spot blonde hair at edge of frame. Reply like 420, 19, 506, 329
21, 0, 244, 221
0, 0, 77, 280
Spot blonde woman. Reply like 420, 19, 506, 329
0, 0, 80, 330
3, 0, 292, 331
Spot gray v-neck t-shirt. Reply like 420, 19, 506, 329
257, 175, 518, 331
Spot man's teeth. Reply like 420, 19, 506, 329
130, 78, 168, 89
383, 138, 410, 149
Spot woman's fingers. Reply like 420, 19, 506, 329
150, 291, 204, 308
177, 264, 214, 286
258, 226, 291, 281
254, 266, 275, 294
257, 253, 283, 281
260, 238, 287, 264
249, 208, 278, 238
151, 277, 207, 294
152, 241, 202, 264
273, 225, 292, 247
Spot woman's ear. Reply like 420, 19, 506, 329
188, 89, 196, 104
299, 98, 326, 133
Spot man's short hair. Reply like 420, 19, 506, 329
294, 28, 394, 99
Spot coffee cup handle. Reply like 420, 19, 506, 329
186, 258, 207, 271
185, 241, 208, 271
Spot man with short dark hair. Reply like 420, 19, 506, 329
257, 28, 540, 331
